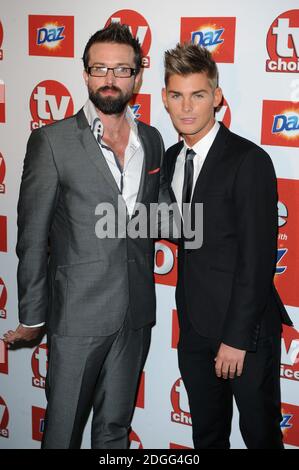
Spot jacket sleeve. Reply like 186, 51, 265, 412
221, 147, 278, 351
16, 127, 60, 326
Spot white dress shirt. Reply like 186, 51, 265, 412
84, 99, 144, 219
172, 120, 220, 212
23, 99, 144, 328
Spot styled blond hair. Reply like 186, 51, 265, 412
164, 43, 219, 90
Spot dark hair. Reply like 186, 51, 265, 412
83, 23, 142, 73
164, 43, 219, 89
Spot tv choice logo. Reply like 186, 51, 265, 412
0, 21, 3, 60
180, 17, 236, 63
0, 396, 9, 438
0, 278, 7, 320
0, 79, 5, 123
171, 378, 192, 427
216, 96, 231, 128
266, 10, 299, 73
275, 179, 299, 307
281, 403, 299, 447
281, 325, 299, 382
32, 343, 48, 389
0, 152, 6, 194
129, 93, 150, 125
154, 240, 178, 287
28, 15, 74, 58
261, 100, 299, 147
129, 430, 143, 449
0, 339, 8, 374
30, 80, 74, 129
105, 10, 151, 68
32, 406, 45, 442
0, 215, 7, 253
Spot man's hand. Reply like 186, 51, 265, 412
214, 343, 246, 379
2, 324, 43, 347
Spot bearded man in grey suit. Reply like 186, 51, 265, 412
3, 23, 168, 449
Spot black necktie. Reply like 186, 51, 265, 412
182, 148, 196, 211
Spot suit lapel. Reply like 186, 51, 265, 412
192, 122, 230, 200
75, 108, 121, 196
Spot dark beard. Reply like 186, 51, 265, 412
89, 85, 133, 115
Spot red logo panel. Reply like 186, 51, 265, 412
129, 94, 151, 125
261, 100, 299, 148
32, 406, 45, 441
281, 403, 299, 447
0, 80, 5, 123
181, 17, 236, 63
28, 15, 74, 57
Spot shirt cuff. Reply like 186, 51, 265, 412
21, 322, 45, 328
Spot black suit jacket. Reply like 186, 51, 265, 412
164, 123, 292, 351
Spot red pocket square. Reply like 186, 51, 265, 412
148, 167, 160, 175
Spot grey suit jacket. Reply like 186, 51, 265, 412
17, 108, 166, 336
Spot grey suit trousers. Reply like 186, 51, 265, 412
42, 314, 151, 449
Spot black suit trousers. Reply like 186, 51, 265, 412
178, 316, 284, 449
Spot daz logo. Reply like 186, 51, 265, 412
171, 378, 192, 427
32, 406, 45, 441
32, 343, 48, 389
0, 396, 9, 438
129, 93, 151, 125
261, 100, 299, 147
30, 80, 74, 129
29, 15, 74, 57
181, 17, 236, 63
281, 403, 299, 447
0, 152, 5, 194
0, 21, 3, 60
266, 10, 299, 73
105, 10, 151, 68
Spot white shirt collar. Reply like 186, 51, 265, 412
83, 99, 139, 139
183, 120, 220, 158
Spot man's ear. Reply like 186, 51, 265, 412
213, 87, 223, 108
162, 87, 168, 111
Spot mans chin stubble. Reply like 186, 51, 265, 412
89, 85, 133, 115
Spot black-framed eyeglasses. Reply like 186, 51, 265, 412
87, 66, 136, 78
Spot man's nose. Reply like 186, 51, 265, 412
182, 98, 192, 113
104, 69, 115, 85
